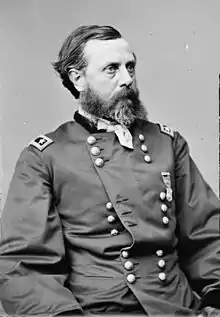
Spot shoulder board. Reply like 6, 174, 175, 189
29, 135, 54, 151
158, 123, 174, 138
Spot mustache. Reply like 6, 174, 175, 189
109, 87, 139, 104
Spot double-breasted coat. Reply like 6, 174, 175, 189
0, 112, 219, 316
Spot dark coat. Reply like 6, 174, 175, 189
0, 113, 219, 316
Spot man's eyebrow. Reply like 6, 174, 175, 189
101, 61, 120, 69
101, 56, 136, 69
102, 61, 118, 67
126, 59, 136, 65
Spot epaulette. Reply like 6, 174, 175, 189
29, 135, 54, 151
158, 123, 174, 138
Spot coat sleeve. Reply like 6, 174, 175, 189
0, 147, 83, 316
174, 132, 220, 309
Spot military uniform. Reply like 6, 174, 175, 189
0, 112, 219, 316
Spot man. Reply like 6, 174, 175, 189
0, 25, 219, 316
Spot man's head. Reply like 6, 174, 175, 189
53, 25, 147, 126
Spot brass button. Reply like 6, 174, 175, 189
161, 204, 168, 213
158, 272, 166, 281
90, 146, 100, 156
141, 144, 148, 152
87, 136, 96, 145
158, 259, 165, 268
138, 134, 145, 141
124, 261, 134, 271
160, 192, 166, 200
106, 202, 113, 210
95, 157, 104, 167
111, 229, 118, 236
121, 250, 129, 258
156, 250, 163, 257
162, 216, 169, 225
127, 273, 136, 283
144, 155, 151, 163
107, 215, 115, 223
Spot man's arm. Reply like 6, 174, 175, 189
0, 147, 83, 316
174, 132, 220, 310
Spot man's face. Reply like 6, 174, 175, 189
78, 38, 147, 126
83, 38, 137, 101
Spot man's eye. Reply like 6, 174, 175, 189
127, 63, 135, 73
105, 65, 117, 74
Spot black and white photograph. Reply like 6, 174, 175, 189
0, 1, 219, 316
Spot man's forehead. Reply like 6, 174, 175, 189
84, 38, 135, 65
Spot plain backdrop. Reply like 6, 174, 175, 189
0, 0, 219, 208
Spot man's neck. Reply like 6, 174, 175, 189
78, 105, 118, 126
78, 105, 99, 125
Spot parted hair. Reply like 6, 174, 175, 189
52, 25, 122, 99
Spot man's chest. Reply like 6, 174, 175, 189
50, 134, 177, 246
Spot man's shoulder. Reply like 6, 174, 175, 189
29, 134, 54, 152
138, 120, 189, 158
157, 123, 174, 138
138, 119, 175, 139
28, 120, 75, 153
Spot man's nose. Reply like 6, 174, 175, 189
119, 67, 133, 87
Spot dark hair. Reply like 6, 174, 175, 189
52, 25, 122, 99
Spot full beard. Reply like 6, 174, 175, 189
79, 85, 148, 128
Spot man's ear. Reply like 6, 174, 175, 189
68, 69, 86, 92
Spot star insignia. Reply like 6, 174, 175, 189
29, 135, 54, 151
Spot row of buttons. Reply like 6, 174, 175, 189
138, 134, 151, 163
88, 133, 128, 234
121, 249, 167, 283
156, 249, 166, 281
105, 201, 120, 236
87, 136, 105, 167
121, 250, 136, 283
160, 192, 169, 225
87, 134, 153, 166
